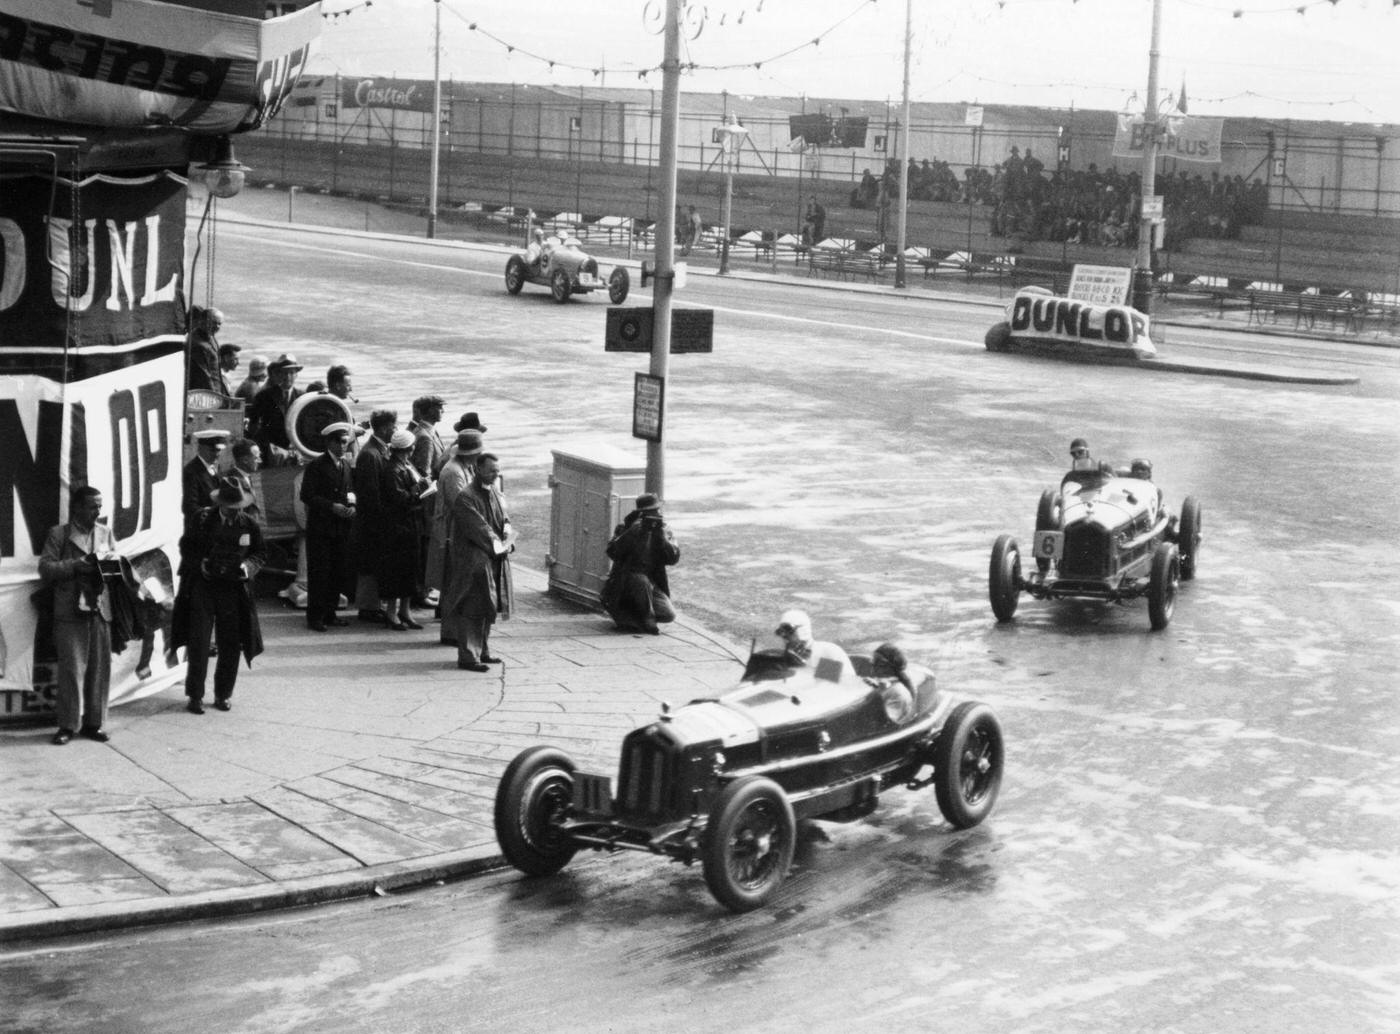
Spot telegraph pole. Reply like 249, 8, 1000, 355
1133, 0, 1163, 312
427, 0, 442, 238
648, 0, 681, 497
893, 0, 912, 289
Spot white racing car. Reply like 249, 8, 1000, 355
504, 233, 630, 304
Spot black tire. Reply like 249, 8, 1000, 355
989, 534, 1022, 622
702, 776, 796, 913
1034, 488, 1062, 573
933, 701, 1004, 829
1177, 496, 1202, 581
985, 321, 1012, 352
608, 266, 630, 304
493, 746, 578, 876
1148, 541, 1180, 631
504, 256, 526, 295
549, 267, 571, 303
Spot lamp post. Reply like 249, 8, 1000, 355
647, 0, 682, 497
893, 0, 912, 289
1133, 0, 1164, 313
427, 0, 442, 239
717, 112, 746, 275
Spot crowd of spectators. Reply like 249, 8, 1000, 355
847, 148, 1268, 250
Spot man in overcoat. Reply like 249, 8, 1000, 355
38, 485, 118, 744
426, 430, 482, 642
442, 451, 514, 672
600, 493, 680, 634
352, 409, 397, 623
182, 429, 229, 518
408, 395, 446, 606
300, 421, 358, 632
186, 305, 223, 393
247, 353, 304, 466
172, 476, 266, 713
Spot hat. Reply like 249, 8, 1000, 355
247, 357, 268, 376
775, 609, 813, 641
388, 429, 415, 450
321, 421, 357, 440
268, 353, 303, 373
210, 476, 254, 509
636, 493, 662, 512
454, 411, 488, 433
454, 430, 484, 456
219, 342, 242, 356
1069, 438, 1089, 453
192, 429, 231, 443
872, 643, 908, 674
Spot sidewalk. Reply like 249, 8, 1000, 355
0, 569, 747, 942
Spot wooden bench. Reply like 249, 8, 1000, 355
1246, 290, 1364, 333
807, 250, 885, 282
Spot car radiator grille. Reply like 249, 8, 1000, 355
618, 729, 681, 821
1063, 523, 1112, 578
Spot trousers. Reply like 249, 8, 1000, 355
53, 616, 111, 731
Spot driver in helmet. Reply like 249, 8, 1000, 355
775, 609, 854, 682
524, 227, 547, 270
1061, 437, 1114, 492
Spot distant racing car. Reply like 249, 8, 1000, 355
504, 233, 630, 303
989, 466, 1201, 630
493, 645, 1004, 913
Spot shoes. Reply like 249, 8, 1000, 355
358, 609, 388, 624
213, 700, 231, 712
402, 617, 424, 630
386, 620, 407, 631
79, 726, 110, 743
52, 728, 72, 745
136, 666, 152, 679
440, 637, 458, 647
458, 661, 490, 672
186, 699, 205, 715
329, 617, 350, 627
480, 654, 502, 664
307, 621, 328, 633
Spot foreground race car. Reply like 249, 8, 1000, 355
989, 469, 1201, 630
504, 234, 630, 303
494, 648, 1003, 913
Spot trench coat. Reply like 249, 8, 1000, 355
425, 459, 471, 593
441, 480, 514, 643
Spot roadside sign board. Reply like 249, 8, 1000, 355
1141, 195, 1164, 220
1067, 264, 1134, 306
632, 373, 664, 442
606, 307, 714, 353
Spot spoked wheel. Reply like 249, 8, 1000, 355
933, 701, 1004, 829
989, 534, 1022, 622
702, 776, 796, 913
607, 266, 631, 304
549, 267, 572, 303
504, 256, 526, 295
1148, 541, 1180, 631
1176, 496, 1202, 581
493, 746, 578, 876
1034, 488, 1062, 573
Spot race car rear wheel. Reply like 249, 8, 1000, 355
1148, 542, 1180, 630
933, 702, 1004, 829
608, 266, 631, 304
1034, 488, 1062, 573
494, 746, 578, 876
702, 776, 796, 913
1177, 496, 1202, 581
504, 256, 526, 295
549, 267, 572, 303
989, 534, 1022, 622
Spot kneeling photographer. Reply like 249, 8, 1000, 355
601, 493, 680, 635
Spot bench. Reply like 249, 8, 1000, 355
1246, 290, 1365, 334
807, 250, 885, 282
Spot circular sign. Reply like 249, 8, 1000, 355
286, 393, 352, 460
620, 315, 643, 343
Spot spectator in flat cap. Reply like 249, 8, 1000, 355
601, 493, 680, 635
427, 430, 483, 636
183, 429, 229, 518
443, 448, 515, 671
217, 342, 241, 398
186, 305, 223, 394
234, 356, 268, 403
247, 354, 305, 467
300, 422, 358, 632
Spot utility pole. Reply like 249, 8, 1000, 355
427, 0, 442, 239
1133, 0, 1163, 312
894, 0, 912, 289
648, 0, 681, 497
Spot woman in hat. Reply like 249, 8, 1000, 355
380, 429, 431, 630
171, 476, 266, 714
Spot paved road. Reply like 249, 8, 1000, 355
7, 215, 1384, 1028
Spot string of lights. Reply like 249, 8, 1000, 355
322, 0, 373, 20
991, 0, 1398, 13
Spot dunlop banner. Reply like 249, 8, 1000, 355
0, 172, 187, 718
1112, 114, 1223, 164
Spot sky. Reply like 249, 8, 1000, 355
308, 0, 1400, 127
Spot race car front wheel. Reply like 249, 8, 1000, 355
989, 534, 1022, 622
608, 266, 631, 304
1148, 542, 1180, 630
702, 776, 795, 913
933, 701, 1004, 829
504, 256, 526, 295
494, 746, 578, 876
549, 267, 572, 303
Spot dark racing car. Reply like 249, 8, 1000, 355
493, 647, 1004, 913
989, 467, 1202, 630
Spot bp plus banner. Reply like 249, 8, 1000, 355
0, 0, 320, 134
1113, 114, 1224, 164
0, 172, 187, 718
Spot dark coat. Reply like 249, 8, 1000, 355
182, 455, 220, 518
442, 480, 514, 639
171, 508, 266, 667
352, 435, 391, 576
601, 512, 680, 620
247, 383, 303, 456
187, 330, 221, 393
300, 451, 355, 543
377, 458, 425, 598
